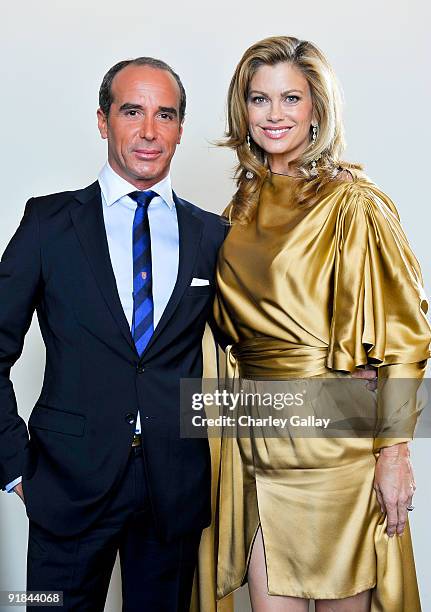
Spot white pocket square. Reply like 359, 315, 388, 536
190, 278, 210, 286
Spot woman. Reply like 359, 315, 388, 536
213, 36, 430, 611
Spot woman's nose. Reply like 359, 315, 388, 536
267, 101, 284, 122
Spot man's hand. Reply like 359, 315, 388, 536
352, 365, 377, 391
374, 442, 415, 537
13, 482, 25, 503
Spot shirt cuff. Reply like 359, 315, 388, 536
5, 476, 22, 493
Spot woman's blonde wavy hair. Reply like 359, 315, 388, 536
222, 35, 361, 223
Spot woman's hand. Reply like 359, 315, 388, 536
13, 482, 25, 504
374, 442, 415, 537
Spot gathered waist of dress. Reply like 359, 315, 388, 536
230, 337, 330, 379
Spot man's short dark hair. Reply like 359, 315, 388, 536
99, 57, 186, 122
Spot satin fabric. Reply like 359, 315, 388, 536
213, 171, 430, 609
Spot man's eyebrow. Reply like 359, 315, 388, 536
158, 106, 178, 116
119, 102, 143, 111
118, 103, 178, 116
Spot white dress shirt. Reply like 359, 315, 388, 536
4, 163, 179, 492
99, 162, 179, 433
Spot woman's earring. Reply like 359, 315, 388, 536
245, 133, 255, 178
310, 124, 320, 176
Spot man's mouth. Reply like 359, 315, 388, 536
133, 149, 162, 159
260, 127, 294, 140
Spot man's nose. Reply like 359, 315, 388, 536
139, 116, 156, 140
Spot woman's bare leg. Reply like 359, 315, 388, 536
315, 590, 371, 612
248, 528, 309, 612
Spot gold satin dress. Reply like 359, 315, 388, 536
213, 171, 431, 609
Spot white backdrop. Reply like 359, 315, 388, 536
1, 1, 430, 611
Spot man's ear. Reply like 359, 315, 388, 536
177, 120, 184, 145
97, 108, 108, 140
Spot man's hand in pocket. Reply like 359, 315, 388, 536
352, 365, 378, 391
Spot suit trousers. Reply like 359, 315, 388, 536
26, 443, 202, 611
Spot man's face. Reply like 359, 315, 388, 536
97, 65, 183, 189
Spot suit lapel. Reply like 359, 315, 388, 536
141, 193, 203, 357
70, 182, 136, 352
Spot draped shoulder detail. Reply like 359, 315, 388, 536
327, 179, 431, 373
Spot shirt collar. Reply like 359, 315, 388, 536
98, 162, 175, 209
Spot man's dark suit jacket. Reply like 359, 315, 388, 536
0, 180, 227, 540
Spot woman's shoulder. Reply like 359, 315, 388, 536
330, 165, 371, 189
328, 166, 400, 221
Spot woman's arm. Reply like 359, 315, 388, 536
327, 180, 430, 535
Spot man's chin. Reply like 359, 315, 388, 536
121, 161, 159, 181
109, 157, 169, 187
127, 165, 169, 188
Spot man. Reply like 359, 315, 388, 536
0, 57, 227, 611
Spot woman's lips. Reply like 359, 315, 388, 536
260, 127, 294, 140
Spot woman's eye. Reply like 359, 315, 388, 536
251, 96, 267, 104
286, 95, 300, 103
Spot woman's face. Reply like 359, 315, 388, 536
247, 62, 315, 174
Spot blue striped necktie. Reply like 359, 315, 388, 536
129, 190, 157, 356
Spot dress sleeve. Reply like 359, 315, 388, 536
326, 180, 431, 449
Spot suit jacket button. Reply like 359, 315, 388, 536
136, 365, 145, 374
125, 413, 136, 425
